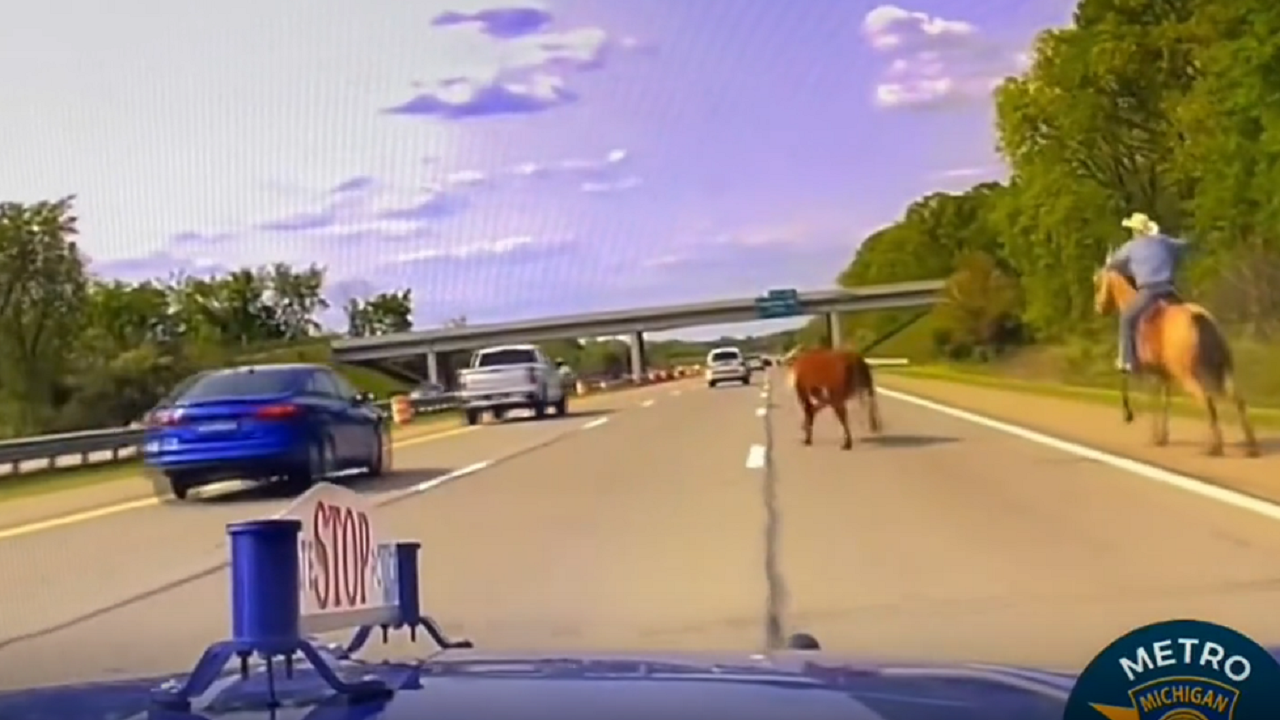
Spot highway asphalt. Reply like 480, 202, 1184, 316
4, 371, 1280, 690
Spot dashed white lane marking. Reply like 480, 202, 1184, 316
641, 399, 655, 408
745, 444, 767, 469
879, 387, 1280, 522
581, 417, 609, 430
755, 407, 767, 417
411, 460, 492, 493
670, 390, 682, 397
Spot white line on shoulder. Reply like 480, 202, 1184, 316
582, 417, 609, 430
745, 444, 767, 470
878, 387, 1280, 522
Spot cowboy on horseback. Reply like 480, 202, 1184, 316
1106, 212, 1189, 374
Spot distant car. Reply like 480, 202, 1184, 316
705, 346, 751, 388
409, 382, 446, 400
746, 356, 765, 371
142, 363, 390, 500
408, 382, 449, 411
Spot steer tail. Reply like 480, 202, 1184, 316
846, 354, 883, 434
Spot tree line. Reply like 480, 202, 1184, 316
0, 197, 780, 439
0, 197, 423, 438
807, 0, 1280, 361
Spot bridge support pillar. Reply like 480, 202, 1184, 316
629, 331, 647, 383
425, 350, 441, 385
826, 312, 842, 349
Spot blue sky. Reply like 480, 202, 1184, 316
0, 0, 1072, 339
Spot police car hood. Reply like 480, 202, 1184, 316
0, 648, 1088, 720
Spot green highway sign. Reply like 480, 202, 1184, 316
754, 288, 801, 319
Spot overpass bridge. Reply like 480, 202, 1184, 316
332, 279, 945, 385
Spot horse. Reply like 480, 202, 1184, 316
782, 347, 883, 450
1093, 263, 1259, 457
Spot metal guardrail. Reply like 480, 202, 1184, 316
0, 395, 461, 480
0, 374, 641, 479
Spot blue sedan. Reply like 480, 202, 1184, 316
142, 363, 391, 500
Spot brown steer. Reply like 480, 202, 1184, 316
783, 347, 883, 450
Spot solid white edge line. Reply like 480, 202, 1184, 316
877, 387, 1280, 522
582, 417, 609, 430
745, 444, 767, 469
641, 399, 655, 408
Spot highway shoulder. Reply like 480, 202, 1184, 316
877, 374, 1280, 506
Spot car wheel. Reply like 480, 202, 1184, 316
368, 431, 389, 478
465, 409, 482, 426
289, 438, 330, 492
554, 395, 568, 416
166, 472, 191, 501
533, 401, 547, 419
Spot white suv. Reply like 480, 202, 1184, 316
705, 346, 751, 387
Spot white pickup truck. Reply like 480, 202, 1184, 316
456, 344, 569, 425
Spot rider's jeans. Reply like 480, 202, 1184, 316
1119, 285, 1169, 369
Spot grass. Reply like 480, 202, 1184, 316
853, 307, 1280, 427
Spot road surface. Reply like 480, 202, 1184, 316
4, 371, 1280, 690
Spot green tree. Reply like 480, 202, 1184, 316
0, 197, 90, 434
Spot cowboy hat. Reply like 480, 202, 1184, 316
1120, 212, 1160, 235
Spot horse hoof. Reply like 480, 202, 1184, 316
801, 439, 813, 447
1151, 436, 1169, 447
840, 442, 853, 451
1205, 445, 1224, 457
1244, 445, 1261, 458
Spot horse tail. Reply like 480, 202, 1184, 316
845, 354, 883, 434
1189, 311, 1234, 397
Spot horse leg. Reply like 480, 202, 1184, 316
1223, 374, 1260, 457
1119, 372, 1135, 424
1148, 378, 1169, 446
1185, 381, 1224, 456
832, 399, 853, 450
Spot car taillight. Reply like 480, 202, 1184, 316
255, 403, 302, 420
148, 409, 187, 427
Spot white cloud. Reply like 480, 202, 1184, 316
861, 5, 1024, 110
393, 235, 535, 262
385, 8, 640, 118
581, 176, 641, 193
934, 166, 998, 179
862, 5, 977, 52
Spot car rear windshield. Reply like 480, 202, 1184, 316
475, 349, 538, 367
709, 350, 742, 363
178, 369, 305, 401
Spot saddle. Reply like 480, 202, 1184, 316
1135, 291, 1184, 370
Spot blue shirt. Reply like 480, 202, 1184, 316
1107, 234, 1189, 288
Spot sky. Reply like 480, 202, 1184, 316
0, 0, 1073, 340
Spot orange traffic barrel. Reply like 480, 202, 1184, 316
390, 395, 414, 425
